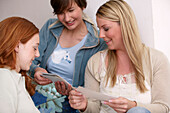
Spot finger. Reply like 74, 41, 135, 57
35, 72, 51, 82
34, 77, 52, 85
36, 76, 52, 83
70, 90, 82, 97
55, 81, 61, 90
67, 84, 72, 92
115, 108, 126, 113
108, 98, 127, 105
55, 82, 62, 93
61, 82, 66, 91
69, 96, 85, 106
65, 84, 72, 95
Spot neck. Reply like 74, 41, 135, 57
15, 57, 20, 73
64, 20, 87, 39
116, 50, 134, 74
15, 65, 20, 73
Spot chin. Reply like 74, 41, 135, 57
23, 67, 30, 71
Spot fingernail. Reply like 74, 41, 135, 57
78, 93, 82, 95
109, 100, 112, 102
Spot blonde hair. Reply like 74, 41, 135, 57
96, 0, 147, 92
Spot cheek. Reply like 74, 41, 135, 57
57, 15, 64, 22
106, 32, 115, 39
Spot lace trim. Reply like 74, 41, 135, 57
117, 73, 135, 84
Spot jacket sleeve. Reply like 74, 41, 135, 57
29, 19, 53, 77
81, 52, 102, 113
137, 49, 170, 113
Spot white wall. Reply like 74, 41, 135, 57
152, 0, 170, 61
0, 0, 54, 28
0, 0, 169, 60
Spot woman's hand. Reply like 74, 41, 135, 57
34, 67, 52, 85
55, 81, 72, 95
103, 97, 137, 113
68, 90, 87, 111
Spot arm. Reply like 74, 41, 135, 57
69, 52, 101, 113
137, 50, 170, 113
29, 19, 54, 85
82, 52, 101, 113
0, 70, 18, 113
29, 20, 49, 77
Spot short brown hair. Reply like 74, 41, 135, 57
50, 0, 87, 14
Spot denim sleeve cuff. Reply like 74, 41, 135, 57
29, 64, 39, 78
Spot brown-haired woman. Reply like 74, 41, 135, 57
0, 17, 40, 113
29, 0, 107, 112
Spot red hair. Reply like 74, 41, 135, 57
0, 17, 39, 69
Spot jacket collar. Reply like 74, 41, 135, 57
49, 19, 99, 48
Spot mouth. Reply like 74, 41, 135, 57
66, 20, 75, 26
105, 40, 112, 44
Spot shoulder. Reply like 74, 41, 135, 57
0, 68, 13, 78
147, 47, 170, 75
86, 50, 107, 81
0, 68, 17, 82
40, 18, 60, 30
87, 50, 107, 68
0, 68, 17, 90
45, 18, 58, 26
149, 47, 169, 64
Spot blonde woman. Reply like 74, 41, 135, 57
68, 0, 170, 113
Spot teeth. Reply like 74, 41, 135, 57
68, 21, 73, 23
106, 40, 110, 43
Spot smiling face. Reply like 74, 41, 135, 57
97, 16, 125, 51
57, 1, 84, 30
15, 33, 40, 72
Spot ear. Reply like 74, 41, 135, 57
14, 42, 20, 53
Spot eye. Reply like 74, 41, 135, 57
33, 46, 38, 51
68, 8, 74, 12
104, 27, 109, 31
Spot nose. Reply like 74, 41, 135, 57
35, 49, 40, 58
64, 12, 71, 22
99, 30, 105, 38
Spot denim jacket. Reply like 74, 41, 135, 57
29, 17, 107, 87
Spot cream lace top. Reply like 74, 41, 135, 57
99, 51, 151, 113
83, 48, 170, 113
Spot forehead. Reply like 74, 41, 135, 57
96, 17, 111, 26
27, 33, 39, 44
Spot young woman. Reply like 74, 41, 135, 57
0, 17, 40, 113
68, 0, 170, 113
29, 0, 107, 112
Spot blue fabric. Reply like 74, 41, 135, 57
47, 35, 87, 85
127, 107, 151, 113
31, 91, 47, 106
57, 97, 79, 113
